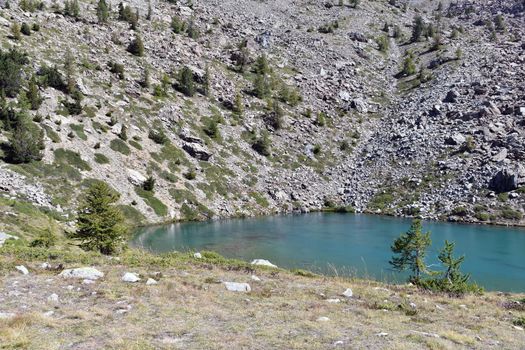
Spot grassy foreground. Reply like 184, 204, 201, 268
0, 246, 524, 349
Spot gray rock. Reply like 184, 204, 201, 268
59, 267, 104, 280
15, 265, 29, 275
127, 169, 147, 186
0, 232, 18, 247
250, 259, 277, 268
183, 143, 212, 161
489, 168, 519, 193
342, 288, 353, 298
122, 272, 141, 283
146, 278, 158, 285
445, 133, 466, 146
223, 282, 251, 292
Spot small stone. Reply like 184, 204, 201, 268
42, 311, 54, 317
251, 275, 261, 282
223, 282, 251, 292
193, 252, 202, 259
342, 288, 353, 298
47, 293, 59, 303
317, 316, 330, 322
15, 265, 29, 275
333, 340, 344, 346
513, 326, 524, 331
82, 279, 95, 285
146, 278, 158, 285
40, 262, 51, 269
122, 272, 141, 283
376, 332, 389, 337
251, 259, 278, 268
326, 298, 341, 303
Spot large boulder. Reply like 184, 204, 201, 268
59, 267, 104, 280
183, 143, 212, 161
444, 133, 466, 146
488, 168, 519, 193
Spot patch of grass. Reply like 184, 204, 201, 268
70, 123, 87, 140
54, 149, 91, 171
110, 138, 131, 156
43, 125, 61, 143
500, 207, 523, 220
94, 153, 110, 164
440, 330, 475, 345
117, 205, 147, 228
129, 140, 143, 150
250, 192, 269, 208
135, 187, 167, 217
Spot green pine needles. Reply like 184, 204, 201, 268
390, 219, 482, 295
72, 182, 128, 255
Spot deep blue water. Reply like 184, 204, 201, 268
131, 213, 525, 292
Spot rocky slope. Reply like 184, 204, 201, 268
0, 0, 523, 235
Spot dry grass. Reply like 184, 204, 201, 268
0, 251, 524, 349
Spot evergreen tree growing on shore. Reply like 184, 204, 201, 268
390, 219, 431, 283
73, 182, 127, 255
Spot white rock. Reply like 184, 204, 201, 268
333, 340, 344, 346
82, 279, 95, 285
47, 293, 59, 303
0, 232, 18, 247
42, 311, 54, 317
376, 332, 389, 337
342, 288, 353, 298
513, 325, 524, 331
326, 298, 341, 303
250, 259, 278, 268
127, 169, 147, 186
15, 265, 29, 275
251, 275, 261, 282
59, 267, 104, 280
193, 252, 202, 259
409, 302, 417, 309
146, 278, 158, 285
121, 272, 141, 283
0, 312, 15, 319
223, 282, 251, 292
40, 262, 51, 269
317, 316, 330, 322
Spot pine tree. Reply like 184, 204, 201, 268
11, 23, 21, 41
401, 53, 416, 76
178, 66, 195, 97
97, 0, 109, 23
141, 66, 150, 88
203, 65, 211, 97
411, 15, 424, 42
9, 114, 44, 163
146, 2, 152, 20
21, 22, 31, 36
27, 75, 42, 110
233, 91, 243, 117
64, 49, 76, 94
73, 182, 127, 255
255, 54, 269, 75
142, 176, 155, 191
253, 73, 270, 99
390, 219, 431, 283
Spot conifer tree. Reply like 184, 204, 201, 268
178, 66, 195, 97
97, 0, 109, 23
73, 182, 127, 255
9, 114, 44, 163
27, 75, 42, 110
127, 35, 144, 56
390, 219, 431, 283
411, 15, 424, 42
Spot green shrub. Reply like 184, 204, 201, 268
110, 138, 131, 155
135, 187, 167, 216
54, 148, 91, 171
148, 129, 168, 144
451, 206, 468, 217
500, 207, 523, 220
94, 153, 110, 164
29, 229, 56, 248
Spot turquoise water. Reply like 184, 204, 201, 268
131, 213, 525, 292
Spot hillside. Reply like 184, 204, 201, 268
0, 0, 523, 237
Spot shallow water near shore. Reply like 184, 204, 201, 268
131, 213, 525, 292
